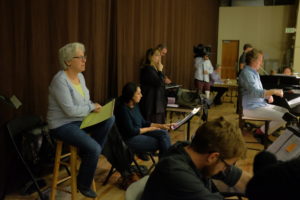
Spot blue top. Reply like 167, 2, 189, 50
115, 103, 151, 140
210, 71, 223, 85
47, 70, 95, 129
239, 66, 267, 110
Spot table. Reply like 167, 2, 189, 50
213, 79, 238, 103
166, 106, 201, 141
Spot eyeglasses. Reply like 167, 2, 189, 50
219, 157, 236, 172
73, 55, 87, 61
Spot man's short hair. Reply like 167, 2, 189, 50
243, 43, 252, 51
156, 44, 167, 51
190, 116, 246, 159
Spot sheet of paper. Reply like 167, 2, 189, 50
80, 99, 115, 129
267, 129, 300, 161
171, 107, 201, 130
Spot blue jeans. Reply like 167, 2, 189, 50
51, 116, 115, 188
126, 129, 171, 156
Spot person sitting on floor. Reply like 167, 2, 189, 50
115, 82, 172, 161
210, 65, 228, 105
141, 116, 251, 200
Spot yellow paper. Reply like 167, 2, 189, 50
80, 99, 115, 129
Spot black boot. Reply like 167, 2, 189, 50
77, 184, 97, 198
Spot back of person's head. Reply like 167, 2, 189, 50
214, 64, 221, 71
246, 158, 300, 200
245, 48, 263, 66
121, 82, 139, 103
190, 116, 246, 159
156, 44, 167, 51
253, 151, 278, 175
243, 43, 253, 51
193, 44, 211, 58
59, 42, 85, 70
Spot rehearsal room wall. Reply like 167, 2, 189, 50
218, 5, 296, 73
294, 2, 300, 73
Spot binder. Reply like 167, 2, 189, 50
80, 99, 115, 129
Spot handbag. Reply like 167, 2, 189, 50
176, 88, 201, 108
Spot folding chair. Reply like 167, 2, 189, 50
6, 115, 46, 200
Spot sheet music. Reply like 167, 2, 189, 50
267, 129, 300, 161
171, 107, 201, 130
290, 89, 300, 94
287, 96, 300, 108
165, 84, 182, 90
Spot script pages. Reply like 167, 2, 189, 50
267, 126, 300, 161
171, 107, 201, 130
80, 99, 115, 129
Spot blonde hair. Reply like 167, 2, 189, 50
58, 42, 85, 70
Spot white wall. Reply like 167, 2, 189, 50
218, 6, 294, 74
294, 2, 300, 73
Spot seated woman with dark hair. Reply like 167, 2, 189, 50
115, 82, 172, 160
282, 66, 293, 75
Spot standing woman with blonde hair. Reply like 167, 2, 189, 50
139, 48, 167, 124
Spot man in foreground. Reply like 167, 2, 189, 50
141, 116, 250, 200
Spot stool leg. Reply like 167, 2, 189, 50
50, 141, 63, 200
70, 146, 77, 200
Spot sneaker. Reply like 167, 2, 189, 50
254, 128, 264, 136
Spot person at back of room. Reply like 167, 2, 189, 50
156, 43, 172, 84
194, 44, 214, 99
282, 66, 293, 75
210, 65, 228, 105
238, 43, 253, 74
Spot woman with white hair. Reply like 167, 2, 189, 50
47, 42, 114, 198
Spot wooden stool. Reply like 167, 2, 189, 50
50, 140, 97, 200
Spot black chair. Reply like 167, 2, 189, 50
102, 124, 156, 186
6, 115, 47, 200
237, 86, 271, 150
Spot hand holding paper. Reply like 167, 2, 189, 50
171, 107, 201, 130
80, 99, 115, 129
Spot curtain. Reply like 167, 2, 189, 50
0, 0, 219, 196
113, 0, 219, 94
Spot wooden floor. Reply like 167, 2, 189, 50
5, 96, 273, 200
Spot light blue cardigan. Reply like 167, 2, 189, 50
47, 70, 95, 129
